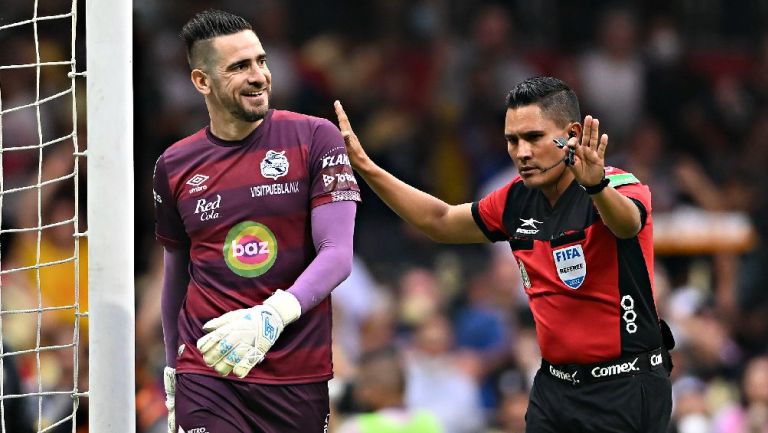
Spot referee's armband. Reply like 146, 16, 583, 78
606, 172, 640, 187
606, 172, 648, 228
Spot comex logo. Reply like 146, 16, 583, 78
650, 353, 663, 367
591, 358, 639, 378
621, 295, 637, 334
186, 174, 209, 194
516, 217, 542, 235
223, 221, 278, 277
549, 365, 579, 385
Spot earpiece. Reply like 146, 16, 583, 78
568, 130, 577, 139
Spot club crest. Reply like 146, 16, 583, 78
260, 150, 289, 180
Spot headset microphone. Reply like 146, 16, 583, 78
540, 132, 577, 173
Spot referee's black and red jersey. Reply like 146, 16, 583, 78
472, 167, 662, 365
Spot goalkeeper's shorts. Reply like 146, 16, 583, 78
175, 373, 329, 433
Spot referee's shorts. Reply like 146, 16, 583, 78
525, 348, 672, 433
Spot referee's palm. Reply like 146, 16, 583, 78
571, 115, 608, 186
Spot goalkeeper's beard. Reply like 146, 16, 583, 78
228, 89, 271, 123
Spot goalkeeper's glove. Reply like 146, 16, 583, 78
196, 289, 301, 378
163, 366, 176, 433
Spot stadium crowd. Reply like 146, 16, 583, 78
1, 0, 768, 432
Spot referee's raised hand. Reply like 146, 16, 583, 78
569, 115, 608, 187
334, 100, 372, 172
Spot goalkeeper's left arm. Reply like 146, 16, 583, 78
161, 247, 190, 433
196, 200, 357, 378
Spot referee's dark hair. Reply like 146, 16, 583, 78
181, 9, 253, 69
506, 76, 581, 127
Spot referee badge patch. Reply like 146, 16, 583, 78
552, 245, 586, 289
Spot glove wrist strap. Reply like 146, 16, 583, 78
263, 289, 301, 325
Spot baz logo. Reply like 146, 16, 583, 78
260, 150, 289, 180
186, 174, 209, 194
223, 221, 278, 277
194, 194, 221, 221
553, 244, 586, 289
516, 218, 542, 235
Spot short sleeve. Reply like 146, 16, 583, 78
472, 182, 513, 242
307, 119, 362, 207
153, 155, 190, 249
607, 171, 651, 227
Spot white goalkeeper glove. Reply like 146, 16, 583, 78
163, 366, 176, 433
196, 289, 301, 378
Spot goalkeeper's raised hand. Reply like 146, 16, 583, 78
196, 289, 301, 378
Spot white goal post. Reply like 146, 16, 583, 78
86, 0, 135, 431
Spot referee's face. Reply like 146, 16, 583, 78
504, 105, 572, 190
207, 31, 272, 123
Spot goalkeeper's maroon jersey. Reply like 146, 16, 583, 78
153, 109, 360, 384
472, 167, 662, 365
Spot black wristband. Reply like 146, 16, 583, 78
581, 176, 610, 195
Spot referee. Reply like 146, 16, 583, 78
334, 76, 674, 433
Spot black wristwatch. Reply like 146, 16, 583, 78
581, 176, 610, 195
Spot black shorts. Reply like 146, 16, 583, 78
526, 363, 672, 433
176, 373, 330, 433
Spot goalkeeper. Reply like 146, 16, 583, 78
152, 9, 359, 433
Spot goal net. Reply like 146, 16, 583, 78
0, 1, 134, 432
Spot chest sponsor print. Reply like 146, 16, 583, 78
194, 194, 221, 221
552, 244, 586, 289
223, 221, 278, 277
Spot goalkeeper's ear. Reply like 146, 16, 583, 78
263, 290, 301, 325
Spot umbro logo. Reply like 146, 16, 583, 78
516, 217, 543, 235
186, 174, 209, 187
186, 174, 209, 194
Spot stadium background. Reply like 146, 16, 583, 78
2, 0, 768, 432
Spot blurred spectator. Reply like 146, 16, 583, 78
1, 344, 34, 433
714, 356, 768, 433
578, 5, 644, 146
336, 347, 443, 433
404, 313, 485, 433
672, 375, 714, 433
